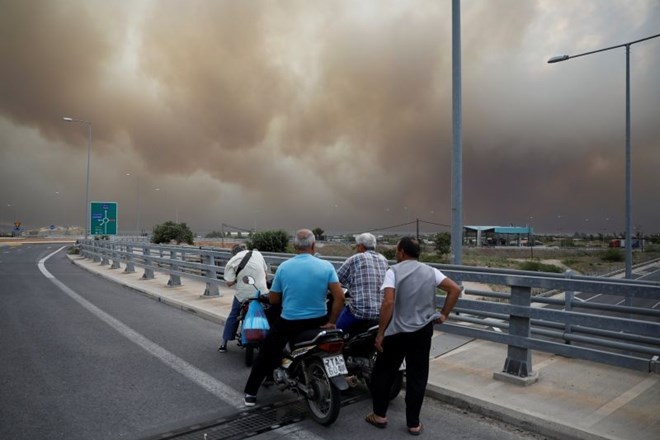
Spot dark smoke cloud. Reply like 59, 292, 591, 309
1, 0, 659, 235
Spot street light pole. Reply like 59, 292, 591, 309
548, 33, 660, 279
63, 117, 92, 240
451, 0, 463, 266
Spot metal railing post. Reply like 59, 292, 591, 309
124, 244, 136, 273
92, 240, 101, 263
494, 284, 539, 385
100, 242, 110, 266
110, 242, 121, 269
141, 246, 154, 280
167, 249, 181, 287
202, 253, 220, 296
564, 270, 574, 344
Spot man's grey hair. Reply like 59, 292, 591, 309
356, 233, 377, 250
294, 229, 315, 250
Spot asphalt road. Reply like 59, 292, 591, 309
0, 243, 544, 440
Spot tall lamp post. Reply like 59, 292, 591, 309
62, 117, 92, 240
548, 33, 660, 279
451, 0, 463, 266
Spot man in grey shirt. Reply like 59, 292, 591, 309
364, 236, 461, 435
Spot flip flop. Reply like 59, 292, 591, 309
408, 423, 423, 436
365, 413, 387, 429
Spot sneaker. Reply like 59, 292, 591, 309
244, 394, 257, 407
218, 344, 227, 353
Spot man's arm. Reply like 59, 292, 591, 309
374, 287, 394, 352
336, 258, 351, 286
267, 291, 282, 305
321, 281, 345, 328
223, 254, 241, 286
436, 277, 461, 324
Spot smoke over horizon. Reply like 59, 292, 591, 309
1, 0, 659, 235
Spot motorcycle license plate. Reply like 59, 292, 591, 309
322, 355, 348, 377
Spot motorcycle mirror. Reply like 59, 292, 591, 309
243, 275, 256, 285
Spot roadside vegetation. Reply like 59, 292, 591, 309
312, 237, 659, 277
195, 230, 660, 277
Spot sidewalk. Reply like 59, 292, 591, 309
67, 254, 660, 440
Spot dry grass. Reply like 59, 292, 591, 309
314, 242, 659, 276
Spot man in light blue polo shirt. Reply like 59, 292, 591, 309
243, 229, 345, 406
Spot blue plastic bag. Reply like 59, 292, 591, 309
241, 297, 270, 344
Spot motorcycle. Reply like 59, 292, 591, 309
243, 276, 349, 426
340, 292, 404, 400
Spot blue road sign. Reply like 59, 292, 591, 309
90, 201, 118, 235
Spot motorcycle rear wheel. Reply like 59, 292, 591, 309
305, 360, 341, 426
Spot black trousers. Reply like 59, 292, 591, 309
370, 322, 434, 428
244, 315, 327, 396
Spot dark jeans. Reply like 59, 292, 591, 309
222, 297, 242, 343
244, 315, 327, 396
370, 322, 434, 428
336, 306, 377, 338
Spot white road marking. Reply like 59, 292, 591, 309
38, 246, 244, 408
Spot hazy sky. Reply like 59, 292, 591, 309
1, 0, 659, 236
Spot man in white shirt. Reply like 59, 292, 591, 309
219, 244, 270, 352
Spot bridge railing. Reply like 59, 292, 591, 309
77, 239, 660, 379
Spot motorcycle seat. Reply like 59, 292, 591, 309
291, 328, 343, 348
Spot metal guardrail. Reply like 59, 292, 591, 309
77, 240, 660, 377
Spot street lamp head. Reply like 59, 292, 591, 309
547, 55, 570, 64
62, 117, 73, 122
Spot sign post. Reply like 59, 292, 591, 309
90, 201, 118, 236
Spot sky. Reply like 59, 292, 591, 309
1, 0, 659, 237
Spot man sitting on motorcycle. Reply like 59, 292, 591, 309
242, 229, 345, 407
336, 233, 389, 337
219, 244, 270, 353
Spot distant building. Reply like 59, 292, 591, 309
464, 225, 533, 247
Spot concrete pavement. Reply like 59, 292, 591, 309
65, 252, 660, 440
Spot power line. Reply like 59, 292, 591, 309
343, 218, 450, 237
419, 219, 451, 228
221, 223, 253, 233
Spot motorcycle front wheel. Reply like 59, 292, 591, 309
305, 359, 341, 426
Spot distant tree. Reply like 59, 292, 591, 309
248, 230, 289, 253
434, 232, 451, 255
312, 227, 325, 241
152, 221, 194, 245
205, 230, 223, 238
